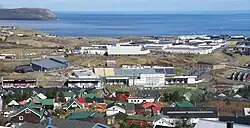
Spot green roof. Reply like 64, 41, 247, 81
11, 102, 45, 118
63, 97, 83, 109
82, 94, 101, 98
127, 115, 161, 121
118, 88, 129, 93
175, 101, 194, 107
63, 92, 75, 97
66, 112, 105, 119
39, 99, 55, 105
34, 96, 55, 105
125, 103, 135, 110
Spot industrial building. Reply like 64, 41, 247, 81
1, 77, 38, 88
94, 66, 175, 86
66, 69, 101, 88
31, 56, 69, 72
165, 68, 205, 84
107, 45, 150, 56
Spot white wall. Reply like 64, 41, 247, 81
128, 98, 155, 104
129, 74, 165, 86
107, 45, 150, 55
154, 117, 177, 127
106, 106, 126, 116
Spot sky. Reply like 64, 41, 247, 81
1, 0, 250, 12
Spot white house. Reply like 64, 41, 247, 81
106, 103, 126, 116
153, 116, 177, 128
36, 93, 47, 99
128, 97, 155, 104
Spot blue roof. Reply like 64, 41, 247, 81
49, 56, 69, 63
31, 59, 67, 69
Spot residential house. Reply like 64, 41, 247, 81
66, 111, 105, 123
36, 93, 47, 99
127, 115, 161, 127
10, 102, 47, 123
62, 97, 83, 111
170, 101, 194, 107
106, 102, 126, 116
137, 90, 161, 100
63, 92, 76, 101
88, 103, 106, 113
142, 102, 166, 116
153, 114, 176, 128
125, 103, 135, 116
34, 96, 55, 110
7, 100, 19, 108
194, 119, 249, 128
106, 112, 127, 125
128, 97, 155, 104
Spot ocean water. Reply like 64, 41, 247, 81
0, 12, 250, 37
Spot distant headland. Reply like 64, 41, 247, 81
0, 8, 57, 20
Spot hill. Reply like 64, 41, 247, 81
0, 8, 57, 20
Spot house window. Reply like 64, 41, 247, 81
25, 109, 30, 113
19, 116, 23, 121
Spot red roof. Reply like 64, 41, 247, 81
119, 93, 130, 101
19, 100, 27, 105
142, 102, 166, 113
142, 102, 157, 109
77, 98, 86, 103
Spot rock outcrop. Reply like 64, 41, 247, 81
0, 8, 57, 20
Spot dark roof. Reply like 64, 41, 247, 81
161, 107, 218, 118
49, 56, 69, 63
135, 104, 144, 110
114, 67, 176, 77
31, 59, 66, 69
106, 102, 125, 109
21, 119, 109, 128
50, 119, 106, 128
136, 90, 160, 99
85, 98, 104, 103
219, 116, 250, 125
21, 122, 46, 128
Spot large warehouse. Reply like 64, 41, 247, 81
31, 56, 69, 72
107, 45, 150, 56
94, 66, 176, 86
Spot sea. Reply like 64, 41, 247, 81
0, 11, 250, 38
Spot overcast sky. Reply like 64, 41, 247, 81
1, 0, 250, 12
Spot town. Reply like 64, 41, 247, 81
1, 26, 250, 128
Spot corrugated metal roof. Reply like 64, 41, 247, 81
31, 59, 67, 69
114, 68, 175, 77
49, 56, 69, 63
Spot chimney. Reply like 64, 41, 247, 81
227, 121, 233, 128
